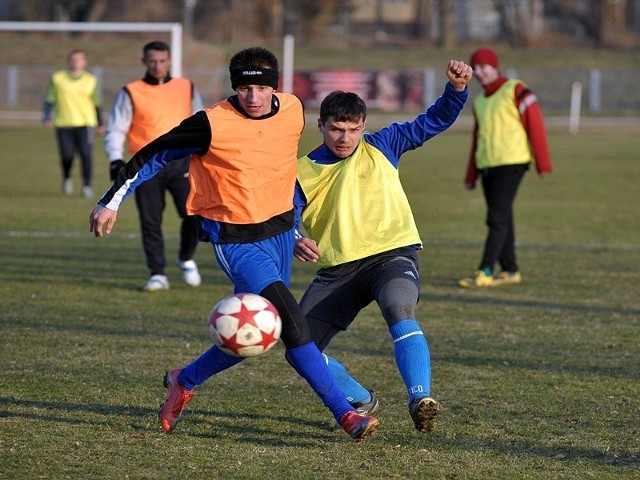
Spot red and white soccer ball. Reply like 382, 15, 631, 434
208, 293, 282, 357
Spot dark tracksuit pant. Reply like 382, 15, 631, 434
479, 163, 528, 273
134, 156, 199, 276
56, 127, 94, 187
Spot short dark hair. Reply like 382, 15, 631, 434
67, 49, 86, 58
229, 47, 278, 72
143, 41, 170, 57
319, 91, 367, 124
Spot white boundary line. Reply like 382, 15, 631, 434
3, 230, 141, 240
2, 230, 638, 251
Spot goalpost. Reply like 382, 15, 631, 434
0, 21, 183, 77
1, 23, 294, 123
0, 22, 296, 88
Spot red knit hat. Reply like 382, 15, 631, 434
469, 48, 499, 69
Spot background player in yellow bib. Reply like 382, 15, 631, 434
293, 60, 473, 432
459, 48, 552, 288
43, 49, 103, 198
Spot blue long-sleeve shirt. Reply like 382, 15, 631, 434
294, 82, 468, 235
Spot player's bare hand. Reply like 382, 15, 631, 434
294, 237, 320, 263
89, 205, 118, 238
447, 60, 473, 91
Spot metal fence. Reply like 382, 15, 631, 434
1, 64, 639, 121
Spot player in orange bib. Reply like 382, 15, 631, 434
89, 47, 378, 442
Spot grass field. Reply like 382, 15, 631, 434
1, 123, 639, 479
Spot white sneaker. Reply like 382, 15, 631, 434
82, 186, 94, 198
177, 259, 201, 287
143, 274, 170, 291
62, 178, 73, 195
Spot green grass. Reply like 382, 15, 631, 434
1, 124, 639, 479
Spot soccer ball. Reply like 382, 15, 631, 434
208, 293, 282, 357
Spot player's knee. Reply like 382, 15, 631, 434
260, 281, 312, 348
378, 277, 419, 326
279, 322, 312, 349
381, 304, 416, 327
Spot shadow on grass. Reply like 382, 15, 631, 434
446, 435, 640, 471
420, 290, 640, 318
187, 412, 344, 446
0, 396, 338, 447
3, 395, 637, 467
434, 353, 640, 380
328, 340, 639, 381
1, 252, 232, 291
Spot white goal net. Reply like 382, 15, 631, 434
0, 21, 196, 123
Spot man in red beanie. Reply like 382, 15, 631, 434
459, 48, 552, 288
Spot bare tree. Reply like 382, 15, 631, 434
600, 0, 631, 46
549, 0, 635, 47
496, 0, 545, 46
438, 0, 456, 48
374, 0, 385, 40
251, 0, 283, 40
183, 0, 198, 38
261, 0, 340, 44
411, 0, 431, 40
14, 0, 106, 23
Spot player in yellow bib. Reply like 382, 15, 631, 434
294, 60, 473, 432
459, 48, 552, 288
43, 49, 103, 198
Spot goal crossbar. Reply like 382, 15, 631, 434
0, 21, 183, 77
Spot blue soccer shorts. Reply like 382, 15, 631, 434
212, 229, 294, 294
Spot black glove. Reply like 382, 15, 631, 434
109, 160, 125, 181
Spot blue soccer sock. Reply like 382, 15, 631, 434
324, 354, 371, 405
286, 342, 353, 422
178, 344, 245, 391
390, 319, 431, 402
